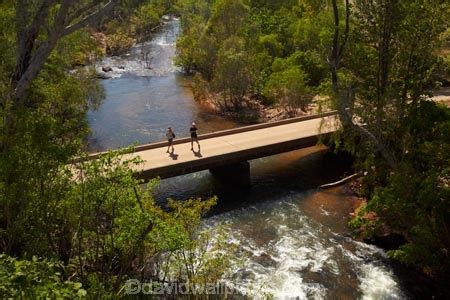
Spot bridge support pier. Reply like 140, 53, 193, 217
209, 161, 250, 188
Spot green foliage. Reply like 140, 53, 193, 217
209, 0, 250, 39
0, 3, 15, 95
0, 14, 103, 254
348, 202, 380, 238
175, 0, 323, 115
131, 2, 164, 39
212, 36, 258, 109
69, 152, 240, 297
298, 0, 326, 15
133, 195, 243, 294
1, 0, 449, 296
352, 103, 450, 279
105, 28, 136, 55
57, 29, 101, 67
259, 33, 283, 57
291, 0, 450, 283
264, 66, 312, 113
0, 255, 86, 299
1, 1, 240, 297
2, 143, 236, 297
0, 82, 92, 259
96, 0, 172, 55
166, 222, 241, 290
292, 10, 333, 52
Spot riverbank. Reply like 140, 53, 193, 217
433, 86, 450, 107
346, 176, 450, 299
193, 82, 450, 125
188, 83, 333, 124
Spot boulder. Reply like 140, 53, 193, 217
102, 65, 113, 72
97, 73, 110, 79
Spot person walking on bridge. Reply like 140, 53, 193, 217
190, 122, 200, 151
166, 127, 175, 153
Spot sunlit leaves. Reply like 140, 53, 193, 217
0, 255, 86, 299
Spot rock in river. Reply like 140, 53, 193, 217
102, 65, 113, 72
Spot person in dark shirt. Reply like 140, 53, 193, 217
166, 127, 175, 153
190, 122, 200, 151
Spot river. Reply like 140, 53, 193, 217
88, 16, 408, 299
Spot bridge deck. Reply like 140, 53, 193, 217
116, 112, 340, 180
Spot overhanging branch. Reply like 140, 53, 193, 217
63, 0, 118, 37
12, 0, 119, 101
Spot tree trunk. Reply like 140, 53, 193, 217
329, 0, 398, 169
376, 0, 396, 131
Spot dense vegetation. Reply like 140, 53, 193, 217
175, 0, 450, 288
94, 0, 173, 55
0, 0, 238, 297
0, 0, 449, 297
175, 0, 331, 116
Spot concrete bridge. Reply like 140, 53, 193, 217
87, 111, 340, 186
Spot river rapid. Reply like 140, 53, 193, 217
88, 16, 409, 299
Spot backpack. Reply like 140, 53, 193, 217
172, 132, 175, 138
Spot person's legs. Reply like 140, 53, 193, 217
192, 137, 199, 150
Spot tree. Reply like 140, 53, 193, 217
298, 0, 326, 15
329, 0, 450, 282
0, 1, 243, 297
175, 0, 307, 114
10, 1, 118, 103
328, 0, 399, 168
209, 0, 249, 40
329, 0, 448, 169
264, 67, 312, 114
0, 0, 121, 256
212, 36, 257, 110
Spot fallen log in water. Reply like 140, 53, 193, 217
319, 173, 360, 189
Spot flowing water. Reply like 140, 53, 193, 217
88, 16, 408, 299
